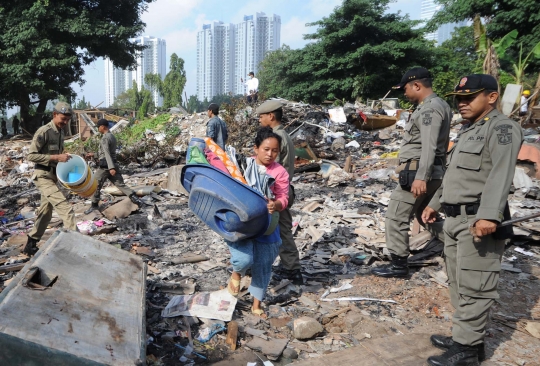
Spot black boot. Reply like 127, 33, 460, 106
272, 268, 304, 285
431, 335, 486, 362
84, 203, 99, 215
22, 236, 39, 255
370, 254, 409, 278
427, 342, 480, 366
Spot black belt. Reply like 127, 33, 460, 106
441, 203, 480, 217
403, 158, 444, 168
35, 164, 55, 171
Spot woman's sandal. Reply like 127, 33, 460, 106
251, 307, 267, 319
227, 276, 241, 297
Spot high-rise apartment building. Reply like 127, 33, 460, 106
421, 0, 467, 45
104, 36, 166, 107
197, 12, 281, 101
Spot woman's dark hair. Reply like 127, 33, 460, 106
255, 126, 282, 149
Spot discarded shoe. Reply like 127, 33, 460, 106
371, 254, 409, 278
22, 236, 39, 256
427, 341, 480, 366
84, 203, 99, 215
430, 335, 485, 362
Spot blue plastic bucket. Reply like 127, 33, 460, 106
181, 164, 270, 241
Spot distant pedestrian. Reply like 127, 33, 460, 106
1, 118, 7, 136
520, 90, 530, 116
241, 72, 259, 103
205, 103, 228, 150
12, 116, 20, 134
84, 119, 144, 214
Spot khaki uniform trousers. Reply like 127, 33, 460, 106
28, 175, 76, 240
92, 167, 134, 204
444, 207, 504, 346
385, 180, 445, 257
278, 185, 301, 270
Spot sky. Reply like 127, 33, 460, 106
74, 0, 423, 107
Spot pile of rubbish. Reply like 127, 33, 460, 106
1, 99, 540, 365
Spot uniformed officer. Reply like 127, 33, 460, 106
422, 74, 523, 366
371, 67, 452, 278
24, 102, 77, 255
84, 119, 143, 214
257, 100, 303, 285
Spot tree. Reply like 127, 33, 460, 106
431, 25, 477, 100
112, 81, 153, 118
186, 95, 204, 113
258, 0, 435, 103
74, 96, 91, 110
427, 0, 540, 69
162, 54, 187, 109
0, 0, 153, 132
144, 73, 163, 107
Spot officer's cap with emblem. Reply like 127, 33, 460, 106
256, 100, 283, 115
54, 101, 73, 115
393, 67, 432, 89
445, 74, 499, 97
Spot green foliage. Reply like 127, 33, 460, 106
431, 26, 477, 102
258, 0, 434, 103
116, 113, 171, 145
186, 95, 205, 113
0, 0, 154, 132
162, 54, 187, 109
74, 96, 91, 110
428, 0, 540, 70
112, 80, 154, 118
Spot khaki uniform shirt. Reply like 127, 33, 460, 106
28, 121, 64, 179
273, 124, 295, 182
99, 132, 118, 170
428, 109, 523, 222
398, 93, 452, 181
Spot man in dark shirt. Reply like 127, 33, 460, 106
205, 103, 228, 150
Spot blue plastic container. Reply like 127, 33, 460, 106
186, 138, 207, 163
181, 164, 270, 241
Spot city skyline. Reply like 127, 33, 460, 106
196, 12, 281, 101
104, 36, 167, 108
68, 0, 424, 110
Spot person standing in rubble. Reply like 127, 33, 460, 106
371, 67, 452, 278
23, 102, 77, 255
241, 72, 259, 103
1, 118, 7, 136
519, 89, 530, 116
12, 116, 20, 135
421, 75, 522, 366
257, 100, 303, 285
226, 127, 288, 318
205, 103, 228, 151
84, 119, 144, 214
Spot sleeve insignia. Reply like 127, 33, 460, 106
495, 124, 513, 145
422, 113, 432, 126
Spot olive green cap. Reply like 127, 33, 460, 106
256, 100, 283, 115
54, 102, 73, 115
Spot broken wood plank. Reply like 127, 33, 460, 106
171, 253, 208, 265
226, 321, 238, 350
0, 262, 26, 273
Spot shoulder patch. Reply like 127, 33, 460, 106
495, 124, 513, 145
422, 113, 433, 126
37, 135, 44, 144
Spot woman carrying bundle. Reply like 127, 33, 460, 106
226, 127, 289, 318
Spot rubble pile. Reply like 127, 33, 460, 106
1, 101, 540, 365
